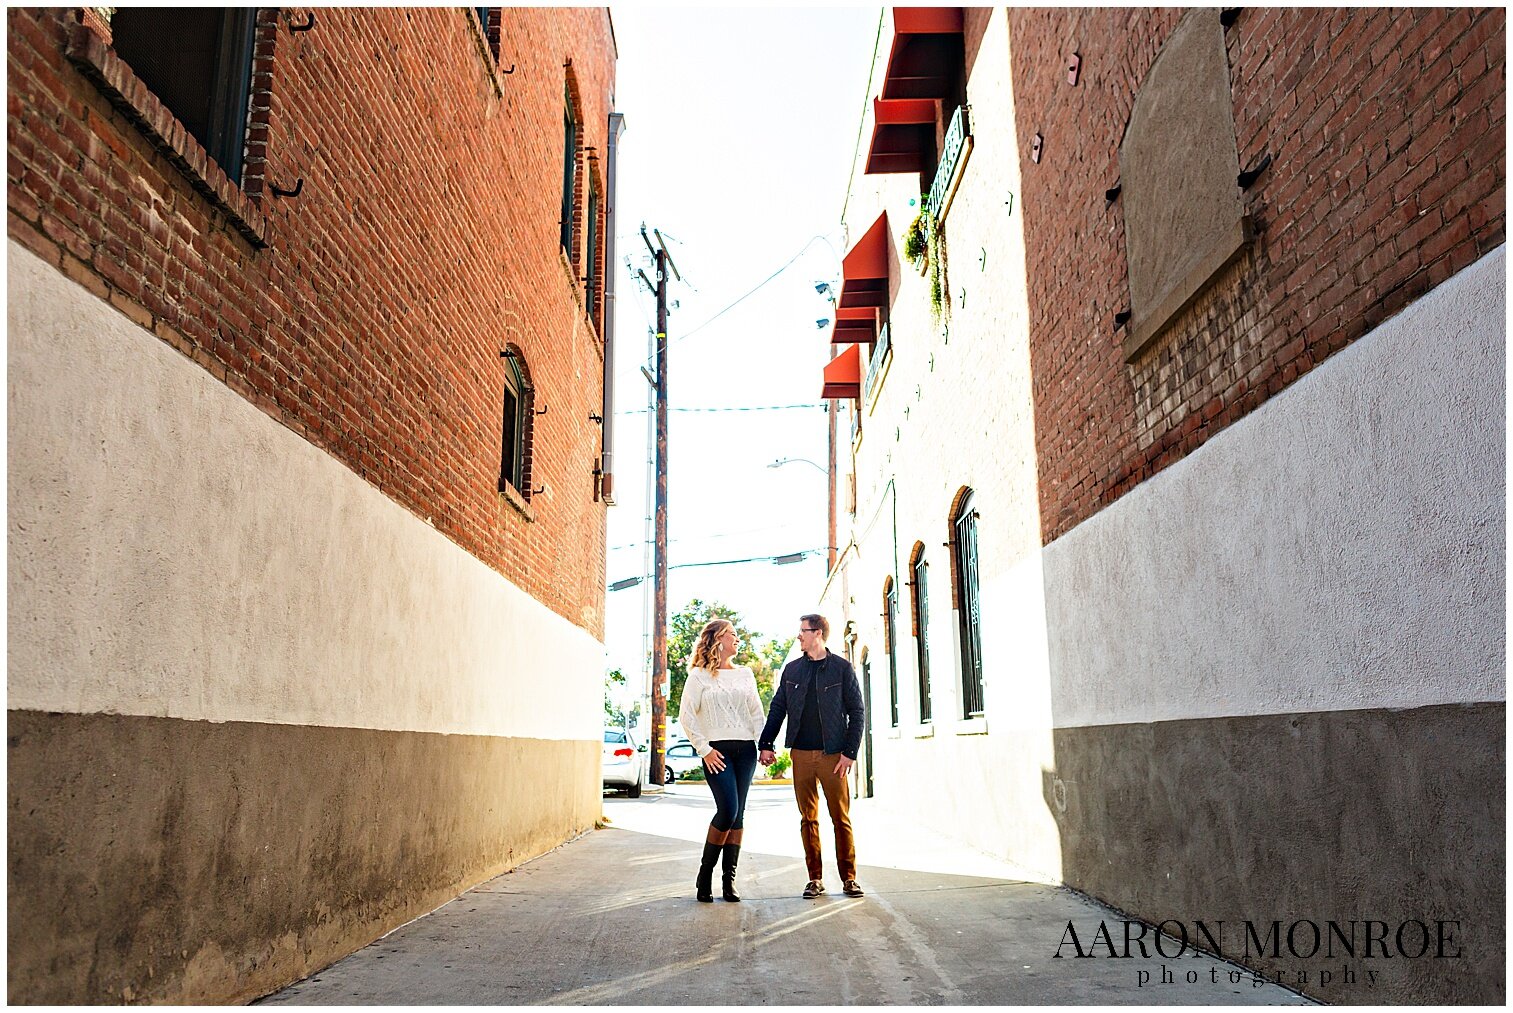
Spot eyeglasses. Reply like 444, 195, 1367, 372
799, 627, 820, 634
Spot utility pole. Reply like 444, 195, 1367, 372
642, 225, 679, 786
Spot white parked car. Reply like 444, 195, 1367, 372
664, 739, 705, 782
601, 728, 645, 797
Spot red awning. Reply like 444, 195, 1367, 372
837, 212, 890, 313
821, 343, 862, 400
865, 98, 938, 175
864, 8, 965, 176
882, 7, 964, 100
830, 306, 880, 344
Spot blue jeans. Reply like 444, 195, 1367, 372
704, 739, 757, 832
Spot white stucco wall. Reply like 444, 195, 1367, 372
8, 240, 603, 741
1043, 244, 1505, 728
821, 10, 1066, 879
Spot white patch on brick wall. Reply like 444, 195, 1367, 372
8, 240, 604, 740
1044, 245, 1505, 727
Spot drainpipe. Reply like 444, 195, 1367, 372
600, 111, 627, 503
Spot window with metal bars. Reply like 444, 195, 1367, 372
911, 554, 932, 723
952, 492, 984, 718
884, 578, 900, 728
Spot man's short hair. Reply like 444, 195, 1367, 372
800, 613, 830, 639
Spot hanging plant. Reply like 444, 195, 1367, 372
903, 204, 928, 266
927, 213, 950, 322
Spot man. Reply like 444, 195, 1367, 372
759, 613, 865, 899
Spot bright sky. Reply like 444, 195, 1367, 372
603, 7, 881, 705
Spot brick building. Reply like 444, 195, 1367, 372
8, 7, 619, 1003
822, 8, 1502, 1003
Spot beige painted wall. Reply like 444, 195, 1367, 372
8, 240, 604, 740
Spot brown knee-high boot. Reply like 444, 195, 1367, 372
696, 826, 727, 903
721, 829, 744, 902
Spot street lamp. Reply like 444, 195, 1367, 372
768, 457, 827, 475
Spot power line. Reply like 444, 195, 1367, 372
617, 403, 823, 415
671, 240, 820, 345
608, 547, 827, 590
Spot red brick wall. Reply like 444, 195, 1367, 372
7, 7, 617, 636
1007, 8, 1505, 543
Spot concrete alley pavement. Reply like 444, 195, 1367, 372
259, 785, 1309, 1005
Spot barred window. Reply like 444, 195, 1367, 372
952, 491, 984, 718
910, 550, 932, 723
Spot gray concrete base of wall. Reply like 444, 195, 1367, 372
6, 709, 598, 1003
1051, 701, 1504, 1004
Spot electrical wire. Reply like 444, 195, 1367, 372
616, 403, 823, 415
608, 547, 827, 588
840, 10, 886, 226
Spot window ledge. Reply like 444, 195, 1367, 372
499, 481, 536, 522
913, 722, 935, 738
65, 23, 267, 249
466, 9, 506, 98
955, 716, 988, 736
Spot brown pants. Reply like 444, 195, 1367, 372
790, 748, 856, 881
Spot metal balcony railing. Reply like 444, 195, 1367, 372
865, 322, 891, 400
928, 104, 971, 221
865, 322, 883, 402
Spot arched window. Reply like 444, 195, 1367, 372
951, 489, 983, 718
499, 347, 535, 499
908, 543, 932, 723
883, 576, 899, 728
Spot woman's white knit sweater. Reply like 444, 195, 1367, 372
678, 665, 765, 757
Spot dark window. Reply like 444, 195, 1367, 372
912, 555, 932, 723
499, 352, 529, 495
953, 492, 984, 718
585, 177, 600, 321
884, 579, 899, 728
560, 90, 577, 254
111, 9, 257, 185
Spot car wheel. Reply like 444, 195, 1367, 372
627, 776, 642, 799
665, 765, 675, 784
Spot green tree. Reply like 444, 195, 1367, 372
667, 599, 762, 719
747, 635, 796, 710
604, 667, 626, 725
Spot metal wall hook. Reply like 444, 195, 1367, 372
532, 486, 546, 496
589, 412, 604, 424
1238, 151, 1273, 189
532, 405, 549, 417
288, 12, 315, 32
270, 178, 304, 198
500, 63, 516, 74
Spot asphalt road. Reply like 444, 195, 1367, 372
259, 784, 1310, 1005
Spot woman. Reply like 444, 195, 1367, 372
677, 618, 765, 902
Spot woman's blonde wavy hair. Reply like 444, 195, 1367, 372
690, 618, 734, 676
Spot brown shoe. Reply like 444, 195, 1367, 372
802, 880, 826, 899
843, 879, 865, 897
